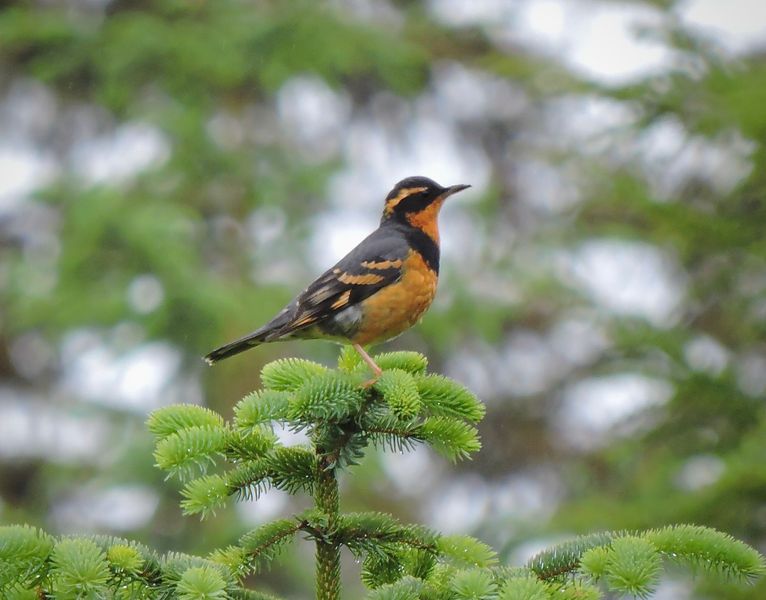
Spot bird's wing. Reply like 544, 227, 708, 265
203, 227, 408, 363
274, 227, 409, 335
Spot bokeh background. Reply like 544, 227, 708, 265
2, 0, 766, 597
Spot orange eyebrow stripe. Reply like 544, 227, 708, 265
337, 272, 385, 285
361, 259, 403, 270
384, 186, 428, 214
331, 290, 351, 309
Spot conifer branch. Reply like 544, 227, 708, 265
644, 525, 766, 581
261, 358, 329, 392
147, 405, 225, 440
528, 532, 615, 580
153, 425, 228, 481
373, 352, 429, 375
235, 390, 292, 430
335, 512, 438, 559
3, 352, 763, 599
234, 519, 304, 574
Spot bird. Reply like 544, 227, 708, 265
204, 176, 470, 380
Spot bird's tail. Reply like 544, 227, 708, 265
204, 330, 269, 365
204, 309, 295, 365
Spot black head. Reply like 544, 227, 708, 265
381, 176, 470, 221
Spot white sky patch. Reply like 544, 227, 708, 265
426, 471, 560, 536
9, 331, 57, 380
381, 447, 440, 496
652, 578, 694, 600
53, 485, 160, 533
638, 117, 756, 198
445, 341, 500, 403
0, 389, 110, 462
559, 3, 673, 85
562, 240, 685, 327
309, 211, 375, 271
439, 207, 485, 268
0, 145, 57, 211
61, 332, 183, 413
331, 0, 404, 26
445, 316, 610, 404
127, 274, 165, 314
548, 316, 610, 368
488, 471, 561, 523
736, 352, 766, 397
277, 75, 351, 162
247, 205, 288, 250
557, 373, 673, 449
514, 159, 580, 213
427, 0, 512, 26
683, 335, 730, 376
0, 80, 57, 208
273, 423, 310, 447
237, 488, 290, 525
431, 63, 529, 123
498, 330, 567, 397
677, 0, 766, 54
495, 0, 766, 84
544, 94, 638, 152
207, 110, 246, 150
520, 0, 566, 47
674, 454, 725, 491
72, 122, 170, 184
426, 475, 491, 533
1, 78, 57, 139
431, 0, 676, 86
509, 534, 571, 567
405, 116, 490, 188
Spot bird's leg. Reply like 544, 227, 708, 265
353, 343, 382, 387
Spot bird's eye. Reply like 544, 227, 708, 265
385, 186, 428, 213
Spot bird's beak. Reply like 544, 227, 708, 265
442, 184, 471, 198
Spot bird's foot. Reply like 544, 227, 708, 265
360, 375, 381, 389
353, 343, 383, 389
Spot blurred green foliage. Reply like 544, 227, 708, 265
1, 0, 765, 598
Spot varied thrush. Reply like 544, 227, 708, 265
204, 176, 470, 379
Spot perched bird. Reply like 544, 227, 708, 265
204, 176, 470, 379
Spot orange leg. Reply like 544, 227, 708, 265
353, 343, 382, 386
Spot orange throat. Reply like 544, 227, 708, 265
405, 199, 444, 243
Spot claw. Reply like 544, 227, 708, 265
360, 373, 382, 388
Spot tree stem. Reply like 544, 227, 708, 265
315, 456, 341, 600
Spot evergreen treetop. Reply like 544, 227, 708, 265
1, 350, 762, 599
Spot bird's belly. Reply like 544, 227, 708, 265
351, 252, 437, 346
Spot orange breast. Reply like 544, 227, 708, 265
351, 250, 438, 345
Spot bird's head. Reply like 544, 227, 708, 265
381, 176, 470, 232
